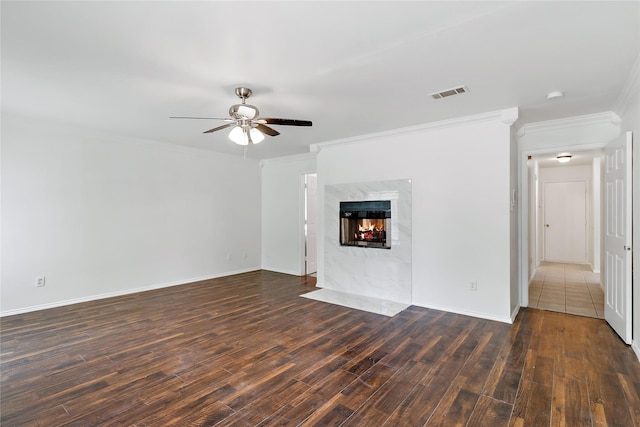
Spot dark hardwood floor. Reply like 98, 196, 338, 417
1, 270, 639, 426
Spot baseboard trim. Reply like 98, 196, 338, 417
633, 340, 640, 362
413, 302, 513, 324
511, 305, 521, 323
261, 266, 303, 276
0, 268, 258, 317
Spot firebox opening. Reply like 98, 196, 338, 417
340, 200, 391, 249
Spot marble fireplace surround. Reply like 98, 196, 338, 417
304, 179, 412, 316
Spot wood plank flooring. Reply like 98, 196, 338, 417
1, 270, 639, 426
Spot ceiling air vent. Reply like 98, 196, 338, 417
430, 85, 469, 99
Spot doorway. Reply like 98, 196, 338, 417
520, 131, 633, 344
527, 149, 603, 318
304, 173, 317, 275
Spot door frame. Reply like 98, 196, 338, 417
300, 172, 318, 276
519, 142, 606, 308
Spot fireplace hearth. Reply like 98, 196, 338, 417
340, 200, 391, 249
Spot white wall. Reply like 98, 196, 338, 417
1, 113, 261, 315
260, 154, 316, 276
314, 110, 516, 322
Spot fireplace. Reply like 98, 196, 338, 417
340, 200, 391, 249
325, 180, 411, 305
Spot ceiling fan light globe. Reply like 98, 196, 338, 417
250, 128, 265, 144
228, 126, 249, 145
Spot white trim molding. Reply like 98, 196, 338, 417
511, 305, 521, 323
311, 107, 519, 153
518, 111, 621, 152
614, 54, 640, 119
417, 302, 514, 324
501, 107, 519, 126
518, 111, 621, 138
259, 151, 317, 167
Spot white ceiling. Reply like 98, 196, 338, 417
534, 149, 604, 168
2, 1, 638, 160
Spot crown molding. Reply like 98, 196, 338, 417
310, 107, 519, 153
517, 111, 621, 137
614, 54, 640, 119
500, 107, 519, 126
259, 151, 317, 167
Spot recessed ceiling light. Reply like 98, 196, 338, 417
547, 91, 564, 100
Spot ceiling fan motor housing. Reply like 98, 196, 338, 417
229, 104, 259, 120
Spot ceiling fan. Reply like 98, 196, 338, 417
171, 87, 312, 146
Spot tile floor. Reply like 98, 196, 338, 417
301, 288, 410, 317
528, 262, 604, 318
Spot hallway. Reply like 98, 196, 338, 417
528, 262, 604, 318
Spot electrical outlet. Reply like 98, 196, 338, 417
469, 280, 477, 291
35, 276, 46, 287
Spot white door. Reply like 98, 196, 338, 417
306, 174, 317, 274
543, 181, 587, 263
604, 131, 632, 344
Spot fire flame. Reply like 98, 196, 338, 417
358, 224, 376, 232
353, 219, 385, 242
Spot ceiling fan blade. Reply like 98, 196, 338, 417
262, 118, 312, 126
170, 116, 234, 121
255, 123, 280, 136
203, 123, 235, 134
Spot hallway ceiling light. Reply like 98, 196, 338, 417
556, 153, 572, 163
